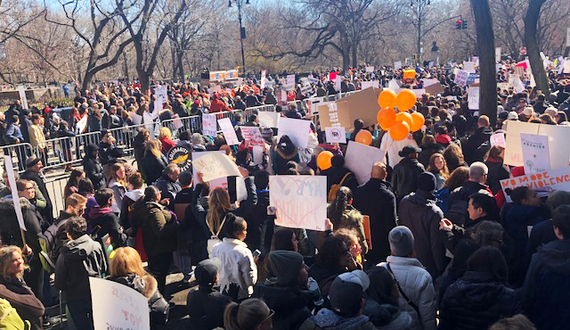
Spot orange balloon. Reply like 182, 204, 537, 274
410, 112, 425, 132
378, 90, 397, 109
317, 151, 334, 170
377, 107, 396, 131
396, 89, 417, 112
395, 112, 413, 128
389, 121, 410, 141
355, 130, 373, 145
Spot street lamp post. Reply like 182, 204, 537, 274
229, 0, 249, 76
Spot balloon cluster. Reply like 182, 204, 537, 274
376, 89, 424, 141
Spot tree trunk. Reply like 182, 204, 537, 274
470, 0, 497, 127
177, 50, 184, 81
81, 71, 95, 92
524, 0, 549, 96
352, 40, 358, 68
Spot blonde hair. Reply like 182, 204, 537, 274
0, 246, 28, 280
207, 188, 231, 232
110, 247, 147, 278
145, 139, 162, 158
158, 127, 172, 140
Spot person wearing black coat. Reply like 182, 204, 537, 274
352, 162, 397, 266
440, 247, 521, 330
274, 135, 300, 175
397, 172, 448, 280
321, 155, 359, 196
462, 116, 493, 164
139, 147, 168, 185
244, 171, 270, 252
522, 205, 570, 330
21, 156, 53, 224
391, 145, 425, 202
82, 144, 105, 190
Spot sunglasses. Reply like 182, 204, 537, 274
260, 309, 275, 325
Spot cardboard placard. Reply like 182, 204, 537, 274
468, 86, 480, 110
192, 152, 242, 182
361, 81, 379, 90
90, 277, 150, 330
454, 69, 469, 86
269, 176, 327, 231
240, 126, 265, 147
490, 132, 506, 148
277, 117, 311, 149
4, 156, 25, 230
394, 61, 402, 69
366, 66, 375, 73
500, 168, 570, 200
325, 127, 347, 144
202, 114, 217, 137
318, 87, 381, 133
344, 141, 383, 185
218, 118, 239, 145
521, 133, 550, 174
258, 111, 280, 128
425, 82, 444, 95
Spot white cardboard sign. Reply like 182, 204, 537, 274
258, 111, 280, 128
277, 117, 311, 149
192, 152, 242, 182
202, 114, 217, 137
90, 277, 150, 330
325, 127, 347, 144
344, 141, 383, 185
218, 118, 239, 145
4, 156, 25, 230
269, 176, 327, 231
521, 133, 551, 174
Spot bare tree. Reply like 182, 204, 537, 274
44, 0, 141, 91
471, 0, 497, 127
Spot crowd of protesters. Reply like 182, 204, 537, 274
0, 59, 568, 330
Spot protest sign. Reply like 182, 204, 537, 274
325, 127, 347, 144
490, 132, 506, 148
496, 47, 501, 63
173, 115, 183, 130
252, 146, 265, 165
257, 111, 280, 128
344, 141, 383, 185
394, 61, 402, 69
361, 81, 379, 90
454, 69, 469, 86
202, 114, 217, 137
4, 156, 25, 230
366, 66, 375, 73
269, 176, 327, 231
260, 70, 267, 89
463, 61, 476, 73
403, 70, 416, 80
193, 152, 242, 182
335, 76, 341, 91
521, 133, 551, 174
505, 121, 570, 169
168, 145, 192, 172
192, 151, 227, 184
308, 97, 325, 115
90, 277, 150, 330
468, 86, 480, 110
218, 118, 239, 145
412, 89, 426, 98
17, 86, 28, 110
240, 126, 265, 147
319, 87, 381, 132
76, 115, 88, 133
500, 168, 570, 200
425, 82, 444, 95
278, 117, 311, 149
466, 73, 480, 85
388, 79, 400, 92
285, 74, 295, 90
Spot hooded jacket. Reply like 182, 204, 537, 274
398, 190, 448, 280
253, 280, 313, 330
439, 271, 521, 330
363, 300, 412, 330
463, 126, 493, 164
87, 205, 127, 247
131, 202, 178, 256
274, 135, 300, 175
55, 234, 107, 301
0, 276, 44, 330
299, 308, 375, 330
108, 274, 169, 326
392, 157, 425, 201
119, 189, 144, 230
523, 239, 570, 330
186, 285, 231, 329
83, 144, 105, 190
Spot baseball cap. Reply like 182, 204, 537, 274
328, 270, 370, 317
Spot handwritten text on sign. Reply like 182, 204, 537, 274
500, 167, 570, 200
193, 152, 242, 182
269, 176, 327, 231
90, 277, 149, 330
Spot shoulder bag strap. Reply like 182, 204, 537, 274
386, 262, 422, 322
339, 172, 352, 186
214, 214, 229, 237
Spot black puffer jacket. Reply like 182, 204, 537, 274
83, 144, 105, 190
439, 271, 521, 330
108, 274, 169, 326
253, 280, 313, 330
0, 198, 42, 253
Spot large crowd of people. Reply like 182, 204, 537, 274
0, 60, 569, 330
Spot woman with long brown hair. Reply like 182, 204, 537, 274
443, 143, 467, 173
436, 166, 470, 214
427, 153, 449, 191
140, 139, 168, 184
484, 145, 510, 194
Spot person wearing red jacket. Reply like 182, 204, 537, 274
209, 94, 230, 113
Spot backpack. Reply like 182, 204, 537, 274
446, 199, 469, 227
328, 172, 352, 202
0, 298, 31, 330
38, 220, 68, 273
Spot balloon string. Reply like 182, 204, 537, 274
383, 140, 393, 163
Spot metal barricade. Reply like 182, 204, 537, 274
0, 143, 34, 173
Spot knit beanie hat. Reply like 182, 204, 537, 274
268, 250, 304, 285
389, 226, 414, 257
417, 172, 437, 193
